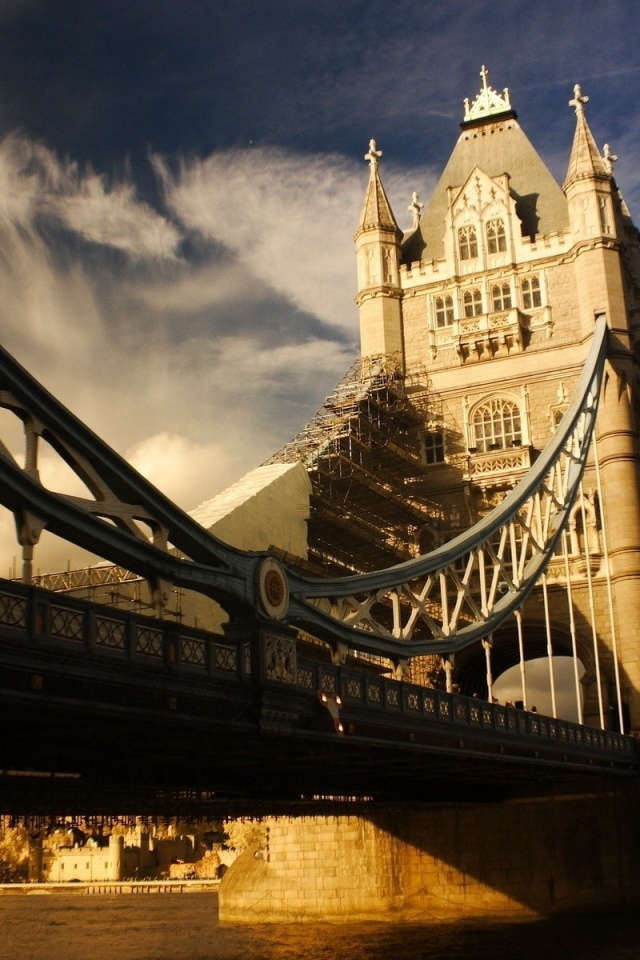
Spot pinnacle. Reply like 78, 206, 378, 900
357, 140, 399, 234
565, 84, 608, 186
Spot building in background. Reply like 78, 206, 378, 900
336, 67, 640, 727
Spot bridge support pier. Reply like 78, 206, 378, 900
220, 789, 640, 922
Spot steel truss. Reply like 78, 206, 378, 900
285, 317, 608, 659
0, 317, 607, 664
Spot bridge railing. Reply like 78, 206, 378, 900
0, 578, 251, 684
293, 655, 635, 764
0, 577, 634, 768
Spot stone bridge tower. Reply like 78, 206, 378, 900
355, 67, 640, 731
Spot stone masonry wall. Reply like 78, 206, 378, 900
220, 788, 640, 922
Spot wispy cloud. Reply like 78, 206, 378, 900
0, 134, 181, 259
155, 146, 428, 334
0, 134, 381, 573
155, 147, 361, 334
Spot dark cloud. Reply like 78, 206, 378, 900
0, 0, 638, 175
0, 0, 639, 574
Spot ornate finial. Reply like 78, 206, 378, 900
463, 66, 512, 122
569, 84, 589, 114
603, 143, 618, 175
408, 191, 424, 228
365, 139, 382, 168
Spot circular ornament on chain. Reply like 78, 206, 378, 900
256, 557, 289, 620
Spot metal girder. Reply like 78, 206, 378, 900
0, 346, 264, 615
0, 316, 608, 662
283, 316, 608, 658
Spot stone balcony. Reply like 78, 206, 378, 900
430, 306, 554, 360
463, 443, 532, 487
454, 308, 525, 361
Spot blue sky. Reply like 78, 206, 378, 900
0, 0, 638, 571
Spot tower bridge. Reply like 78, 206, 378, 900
1, 69, 640, 920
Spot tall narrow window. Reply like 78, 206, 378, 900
434, 294, 454, 328
472, 397, 522, 452
486, 219, 507, 253
491, 282, 512, 311
422, 428, 445, 464
463, 288, 483, 318
521, 276, 542, 309
458, 225, 478, 261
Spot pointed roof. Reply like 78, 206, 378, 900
356, 139, 400, 235
564, 84, 608, 186
402, 71, 569, 263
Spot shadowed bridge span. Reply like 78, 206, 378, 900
0, 577, 635, 816
0, 315, 636, 818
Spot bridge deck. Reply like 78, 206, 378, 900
0, 580, 636, 816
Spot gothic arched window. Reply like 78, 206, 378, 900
486, 219, 507, 254
435, 294, 454, 328
491, 281, 512, 311
472, 397, 522, 452
463, 288, 483, 318
521, 276, 542, 309
458, 225, 478, 261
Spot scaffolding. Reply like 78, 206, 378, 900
264, 353, 445, 687
30, 565, 185, 622
265, 353, 443, 576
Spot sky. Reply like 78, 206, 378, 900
0, 0, 639, 574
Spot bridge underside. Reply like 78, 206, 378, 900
1, 698, 633, 820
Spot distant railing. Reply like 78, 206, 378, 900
293, 657, 635, 762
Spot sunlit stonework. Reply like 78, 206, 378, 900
463, 64, 512, 121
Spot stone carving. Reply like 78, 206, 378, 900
569, 83, 589, 114
408, 191, 424, 228
463, 65, 511, 122
365, 138, 382, 167
603, 143, 618, 175
264, 634, 297, 684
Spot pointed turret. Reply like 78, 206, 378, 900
563, 84, 627, 335
354, 140, 404, 363
357, 141, 399, 233
561, 87, 640, 716
564, 84, 621, 246
564, 85, 608, 186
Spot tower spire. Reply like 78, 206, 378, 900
354, 140, 404, 363
564, 84, 608, 185
563, 83, 627, 339
357, 139, 400, 233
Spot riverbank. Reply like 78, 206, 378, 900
0, 879, 219, 895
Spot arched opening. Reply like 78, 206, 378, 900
453, 626, 587, 722
492, 656, 585, 722
568, 493, 601, 558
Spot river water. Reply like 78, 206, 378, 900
0, 891, 637, 960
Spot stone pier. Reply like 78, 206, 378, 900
220, 789, 640, 922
